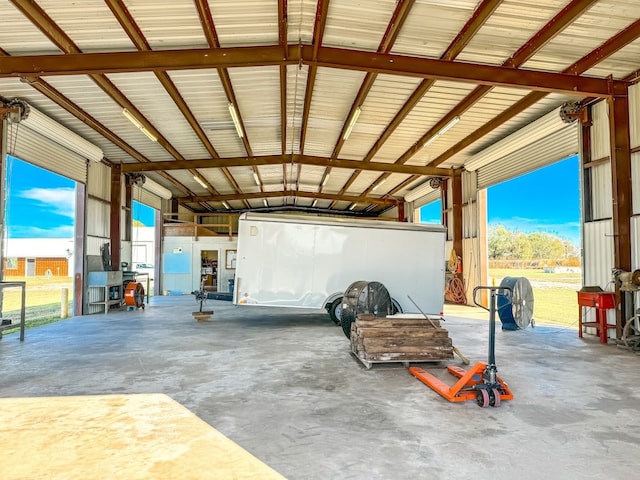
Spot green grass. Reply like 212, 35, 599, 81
489, 268, 581, 328
0, 276, 73, 338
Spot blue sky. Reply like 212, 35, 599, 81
6, 155, 154, 238
420, 155, 581, 246
7, 154, 580, 243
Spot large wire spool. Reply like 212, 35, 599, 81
124, 282, 145, 309
340, 281, 392, 338
497, 277, 534, 330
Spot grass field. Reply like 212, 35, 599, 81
0, 276, 73, 336
489, 268, 581, 327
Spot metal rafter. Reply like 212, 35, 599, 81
19, 76, 191, 195
0, 44, 624, 97
371, 0, 604, 207
106, 0, 223, 199
120, 154, 452, 177
195, 0, 256, 207
319, 0, 416, 195
297, 0, 330, 191
10, 0, 198, 197
179, 190, 399, 206
396, 0, 598, 168
331, 0, 500, 207
278, 0, 288, 183
380, 15, 640, 205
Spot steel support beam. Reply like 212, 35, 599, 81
608, 90, 632, 339
179, 189, 399, 206
110, 164, 122, 270
0, 45, 625, 98
120, 154, 453, 177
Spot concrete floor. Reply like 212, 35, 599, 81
1, 295, 640, 480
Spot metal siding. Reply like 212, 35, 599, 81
630, 83, 640, 150
208, 0, 278, 46
0, 2, 59, 54
87, 162, 110, 200
456, 0, 568, 66
463, 170, 479, 239
6, 123, 87, 183
105, 71, 210, 160
591, 162, 613, 220
86, 198, 110, 239
228, 67, 282, 156
591, 100, 610, 160
44, 75, 170, 163
632, 153, 640, 215
36, 0, 134, 51
372, 81, 477, 165
323, 0, 396, 52
525, 1, 640, 78
121, 0, 208, 49
340, 74, 423, 161
303, 68, 367, 157
391, 1, 480, 58
285, 64, 308, 155
583, 219, 614, 287
477, 124, 578, 189
632, 215, 640, 270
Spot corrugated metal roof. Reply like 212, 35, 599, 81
0, 0, 638, 216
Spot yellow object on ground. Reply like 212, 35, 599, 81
0, 393, 286, 480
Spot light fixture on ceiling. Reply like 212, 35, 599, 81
253, 171, 261, 186
263, 199, 268, 207
372, 179, 386, 190
349, 203, 357, 211
15, 102, 104, 162
222, 201, 231, 210
342, 106, 362, 141
423, 116, 460, 148
228, 103, 244, 138
122, 108, 157, 142
322, 174, 330, 187
311, 199, 317, 208
193, 175, 208, 188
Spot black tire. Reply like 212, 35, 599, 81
328, 297, 343, 325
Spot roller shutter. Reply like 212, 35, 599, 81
7, 120, 88, 183
477, 124, 578, 190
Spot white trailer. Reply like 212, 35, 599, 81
234, 213, 446, 322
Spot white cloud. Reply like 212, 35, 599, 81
17, 187, 75, 219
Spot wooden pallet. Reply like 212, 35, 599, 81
350, 314, 454, 369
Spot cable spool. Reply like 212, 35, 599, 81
497, 277, 534, 330
124, 282, 145, 309
340, 281, 393, 339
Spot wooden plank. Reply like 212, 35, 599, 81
362, 351, 453, 361
354, 328, 449, 338
354, 318, 442, 328
361, 345, 453, 355
362, 337, 452, 350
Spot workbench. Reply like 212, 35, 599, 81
0, 393, 286, 479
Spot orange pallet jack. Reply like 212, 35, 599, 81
409, 286, 514, 408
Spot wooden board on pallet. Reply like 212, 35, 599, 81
350, 314, 454, 369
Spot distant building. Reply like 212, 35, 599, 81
4, 238, 74, 277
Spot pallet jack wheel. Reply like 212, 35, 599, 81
491, 388, 501, 408
476, 389, 490, 408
